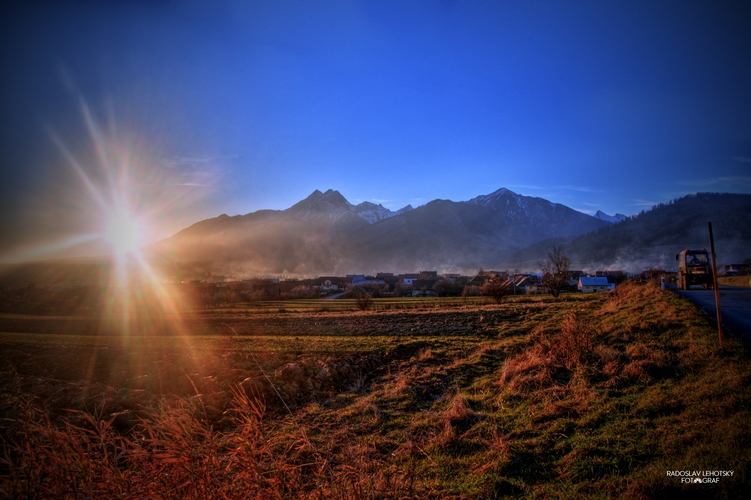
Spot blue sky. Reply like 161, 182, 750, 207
1, 0, 750, 260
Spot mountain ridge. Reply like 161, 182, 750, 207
507, 193, 751, 272
148, 187, 610, 275
148, 190, 751, 276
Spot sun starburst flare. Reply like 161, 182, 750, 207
103, 207, 142, 260
19, 96, 213, 376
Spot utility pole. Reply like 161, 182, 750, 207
708, 222, 723, 346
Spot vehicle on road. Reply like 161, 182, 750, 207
675, 248, 713, 290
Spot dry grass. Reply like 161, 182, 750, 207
417, 347, 432, 362
2, 281, 750, 498
0, 385, 436, 499
1, 386, 316, 499
498, 312, 594, 393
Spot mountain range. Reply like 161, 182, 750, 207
2, 189, 749, 289
505, 192, 751, 272
151, 186, 742, 277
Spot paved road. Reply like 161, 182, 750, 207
668, 284, 751, 344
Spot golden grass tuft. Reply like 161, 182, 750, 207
556, 313, 595, 369
417, 347, 432, 362
499, 345, 555, 393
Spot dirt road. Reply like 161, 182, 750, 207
669, 284, 751, 343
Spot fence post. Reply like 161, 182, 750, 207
708, 222, 723, 346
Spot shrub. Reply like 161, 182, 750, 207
354, 289, 373, 311
555, 313, 595, 369
480, 280, 510, 303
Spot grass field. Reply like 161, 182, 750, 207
1, 283, 749, 498
718, 276, 751, 288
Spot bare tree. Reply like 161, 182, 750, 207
541, 245, 571, 298
352, 287, 373, 310
480, 278, 511, 303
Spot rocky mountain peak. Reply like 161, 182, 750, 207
290, 189, 352, 213
593, 210, 628, 224
467, 187, 519, 207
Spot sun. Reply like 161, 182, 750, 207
103, 207, 142, 258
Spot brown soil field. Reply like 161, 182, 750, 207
0, 304, 524, 431
0, 305, 523, 337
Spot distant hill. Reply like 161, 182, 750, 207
507, 193, 751, 272
147, 187, 609, 276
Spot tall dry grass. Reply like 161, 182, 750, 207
498, 312, 595, 394
0, 383, 437, 499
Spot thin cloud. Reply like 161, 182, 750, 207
189, 171, 224, 178
733, 156, 751, 163
681, 176, 751, 188
505, 184, 544, 191
558, 185, 600, 193
632, 198, 659, 207
173, 183, 209, 187
507, 184, 600, 194
162, 155, 240, 167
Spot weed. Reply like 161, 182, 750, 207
556, 312, 595, 369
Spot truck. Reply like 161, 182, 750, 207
675, 248, 713, 290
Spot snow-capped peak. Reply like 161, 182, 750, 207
593, 210, 627, 224
353, 201, 395, 224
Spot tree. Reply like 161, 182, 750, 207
541, 245, 571, 298
480, 278, 511, 303
353, 288, 373, 311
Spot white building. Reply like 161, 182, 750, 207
578, 276, 612, 293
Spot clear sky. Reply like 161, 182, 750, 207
1, 0, 750, 262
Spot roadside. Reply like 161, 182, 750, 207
668, 283, 751, 344
719, 276, 751, 288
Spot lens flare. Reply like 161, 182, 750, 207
103, 207, 142, 259
4, 94, 215, 388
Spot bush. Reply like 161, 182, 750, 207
354, 289, 373, 311
555, 313, 595, 369
480, 280, 510, 303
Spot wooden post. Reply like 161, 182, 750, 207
708, 222, 723, 346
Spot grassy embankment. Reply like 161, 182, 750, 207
1, 283, 749, 498
718, 276, 751, 288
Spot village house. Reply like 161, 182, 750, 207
718, 264, 750, 276
418, 270, 438, 281
568, 270, 584, 287
467, 274, 490, 286
578, 276, 612, 293
315, 276, 346, 294
398, 273, 419, 286
376, 273, 399, 285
